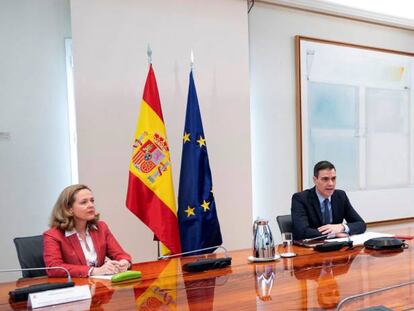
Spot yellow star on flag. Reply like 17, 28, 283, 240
183, 132, 191, 143
197, 136, 206, 147
185, 206, 195, 217
201, 200, 210, 212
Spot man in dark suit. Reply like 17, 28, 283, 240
291, 160, 366, 240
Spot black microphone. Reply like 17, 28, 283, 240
313, 232, 353, 252
158, 246, 232, 273
182, 257, 232, 272
0, 267, 75, 302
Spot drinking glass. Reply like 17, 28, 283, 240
280, 232, 296, 258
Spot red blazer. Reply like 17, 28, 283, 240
43, 221, 131, 278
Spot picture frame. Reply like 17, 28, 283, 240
295, 36, 414, 222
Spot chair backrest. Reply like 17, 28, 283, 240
13, 235, 46, 278
276, 215, 293, 234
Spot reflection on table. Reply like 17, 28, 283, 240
1, 228, 414, 310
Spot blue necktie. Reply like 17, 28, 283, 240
322, 199, 330, 225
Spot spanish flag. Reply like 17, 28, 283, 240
126, 64, 181, 255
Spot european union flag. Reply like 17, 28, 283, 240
178, 70, 222, 254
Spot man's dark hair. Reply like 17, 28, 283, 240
313, 161, 335, 177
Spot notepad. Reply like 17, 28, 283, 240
326, 231, 394, 246
89, 275, 113, 280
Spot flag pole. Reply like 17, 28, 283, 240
147, 43, 160, 258
154, 236, 160, 259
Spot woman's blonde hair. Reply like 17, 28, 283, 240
49, 184, 99, 231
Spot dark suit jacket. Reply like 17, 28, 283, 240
293, 253, 357, 281
43, 221, 131, 277
291, 187, 366, 240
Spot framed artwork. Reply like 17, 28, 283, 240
295, 36, 414, 222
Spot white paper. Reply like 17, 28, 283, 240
89, 274, 114, 280
33, 298, 91, 311
28, 285, 91, 309
326, 231, 394, 245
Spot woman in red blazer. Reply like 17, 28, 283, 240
43, 184, 132, 277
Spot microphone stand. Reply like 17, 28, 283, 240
0, 267, 72, 282
0, 267, 75, 302
158, 245, 229, 260
303, 233, 331, 243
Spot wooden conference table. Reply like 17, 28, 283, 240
2, 229, 414, 310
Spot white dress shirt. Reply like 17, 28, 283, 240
65, 227, 97, 271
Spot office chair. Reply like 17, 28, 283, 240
13, 235, 46, 278
276, 214, 293, 234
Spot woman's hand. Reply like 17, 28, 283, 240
92, 260, 121, 275
114, 259, 130, 272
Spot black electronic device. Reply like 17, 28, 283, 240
182, 257, 232, 272
364, 237, 408, 250
314, 241, 351, 252
9, 281, 75, 301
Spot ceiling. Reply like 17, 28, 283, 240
321, 0, 414, 21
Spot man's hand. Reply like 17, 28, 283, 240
318, 224, 344, 235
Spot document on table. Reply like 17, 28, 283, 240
89, 274, 114, 280
326, 231, 394, 245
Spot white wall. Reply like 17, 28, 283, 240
249, 2, 414, 240
4, 0, 414, 284
70, 0, 252, 263
0, 0, 71, 281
